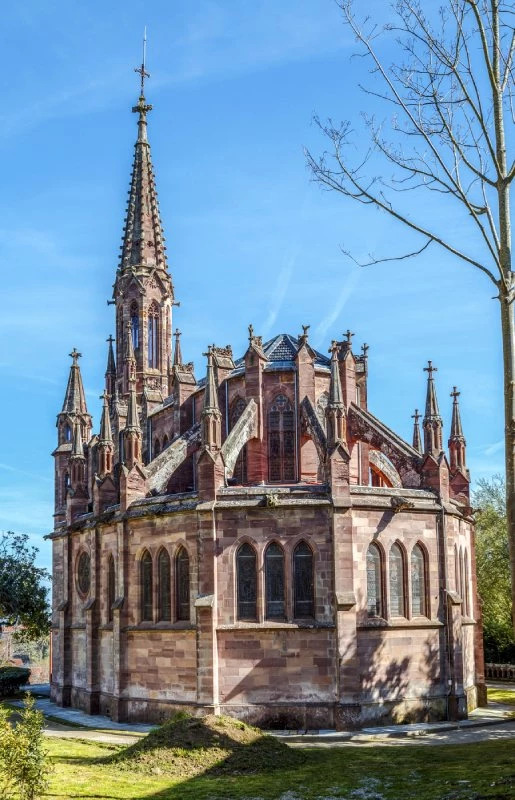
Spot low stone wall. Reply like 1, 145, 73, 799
485, 663, 515, 681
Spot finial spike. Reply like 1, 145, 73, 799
134, 28, 150, 96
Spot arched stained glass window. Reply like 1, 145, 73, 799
65, 424, 72, 442
293, 541, 314, 618
148, 302, 160, 369
236, 543, 257, 620
158, 549, 171, 622
107, 555, 115, 623
389, 543, 406, 617
176, 547, 190, 621
366, 543, 382, 617
459, 547, 465, 605
230, 397, 248, 484
268, 394, 295, 483
463, 549, 470, 616
154, 438, 161, 458
130, 301, 139, 350
411, 544, 427, 617
141, 550, 153, 622
265, 542, 285, 619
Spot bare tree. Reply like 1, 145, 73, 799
306, 0, 515, 631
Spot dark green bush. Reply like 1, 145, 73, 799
0, 666, 31, 697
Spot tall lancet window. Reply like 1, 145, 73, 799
268, 394, 296, 483
148, 302, 160, 369
130, 302, 139, 350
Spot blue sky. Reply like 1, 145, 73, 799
0, 0, 506, 574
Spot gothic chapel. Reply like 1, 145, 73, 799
50, 74, 485, 728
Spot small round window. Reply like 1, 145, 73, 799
77, 552, 91, 597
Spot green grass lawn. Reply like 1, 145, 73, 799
44, 735, 515, 800
488, 687, 515, 706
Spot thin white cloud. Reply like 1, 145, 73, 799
0, 463, 52, 484
313, 269, 360, 345
261, 255, 296, 337
483, 439, 504, 457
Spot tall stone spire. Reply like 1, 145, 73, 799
448, 387, 467, 472
119, 79, 167, 272
326, 341, 346, 447
62, 349, 88, 415
423, 361, 443, 456
412, 409, 422, 453
173, 328, 182, 367
201, 346, 221, 450
113, 53, 174, 407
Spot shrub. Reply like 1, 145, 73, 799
0, 694, 50, 799
0, 667, 31, 697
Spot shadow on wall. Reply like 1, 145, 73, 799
357, 630, 443, 725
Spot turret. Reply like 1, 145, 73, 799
449, 387, 467, 473
326, 341, 346, 448
105, 335, 116, 397
97, 391, 114, 478
423, 361, 443, 456
173, 328, 182, 367
53, 349, 92, 526
412, 409, 422, 453
201, 346, 222, 451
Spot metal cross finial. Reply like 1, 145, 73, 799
69, 348, 81, 364
344, 329, 355, 345
424, 360, 437, 377
302, 324, 310, 337
361, 342, 369, 358
248, 324, 254, 342
106, 334, 114, 345
100, 389, 109, 403
451, 386, 460, 400
174, 328, 181, 339
412, 408, 421, 423
134, 27, 150, 96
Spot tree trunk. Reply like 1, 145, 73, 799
500, 296, 515, 634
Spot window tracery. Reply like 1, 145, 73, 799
268, 394, 295, 483
77, 551, 91, 597
130, 301, 139, 350
230, 397, 247, 484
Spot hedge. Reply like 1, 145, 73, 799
0, 666, 31, 697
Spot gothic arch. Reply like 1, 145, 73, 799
268, 394, 295, 483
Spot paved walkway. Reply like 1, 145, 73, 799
12, 682, 515, 748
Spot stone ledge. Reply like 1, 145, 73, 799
357, 618, 443, 630
217, 621, 335, 631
